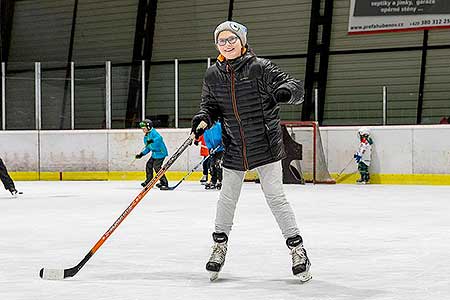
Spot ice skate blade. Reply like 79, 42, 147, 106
209, 271, 219, 281
295, 271, 312, 283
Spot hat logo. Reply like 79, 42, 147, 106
230, 23, 240, 31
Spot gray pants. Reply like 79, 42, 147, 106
215, 160, 300, 239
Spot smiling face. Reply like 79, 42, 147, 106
216, 31, 243, 60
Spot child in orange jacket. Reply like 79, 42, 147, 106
198, 135, 210, 184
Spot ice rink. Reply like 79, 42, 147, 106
1, 180, 449, 300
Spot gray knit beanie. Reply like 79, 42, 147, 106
214, 21, 248, 46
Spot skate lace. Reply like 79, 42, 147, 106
291, 246, 306, 266
209, 243, 227, 264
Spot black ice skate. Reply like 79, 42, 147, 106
206, 232, 228, 281
200, 175, 208, 185
204, 182, 217, 190
356, 174, 370, 185
286, 235, 312, 283
8, 188, 22, 197
215, 182, 222, 190
159, 184, 170, 190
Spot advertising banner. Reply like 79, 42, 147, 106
348, 0, 450, 34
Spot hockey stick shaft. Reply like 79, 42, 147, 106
169, 145, 221, 190
130, 146, 147, 165
169, 156, 208, 190
40, 122, 206, 280
336, 157, 354, 178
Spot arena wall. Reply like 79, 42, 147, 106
1, 125, 449, 184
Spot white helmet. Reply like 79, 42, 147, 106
358, 127, 371, 137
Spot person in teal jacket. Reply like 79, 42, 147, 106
135, 119, 169, 190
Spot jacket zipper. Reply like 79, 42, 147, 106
229, 64, 249, 170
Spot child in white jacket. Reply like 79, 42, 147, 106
354, 127, 373, 184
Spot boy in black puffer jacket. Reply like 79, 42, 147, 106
191, 20, 310, 282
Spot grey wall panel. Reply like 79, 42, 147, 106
152, 0, 228, 61
5, 71, 35, 129
427, 28, 450, 46
74, 68, 106, 129
72, 0, 138, 64
71, 0, 138, 128
421, 49, 450, 124
178, 62, 206, 128
5, 0, 450, 129
41, 69, 70, 129
112, 66, 132, 128
146, 63, 175, 127
330, 0, 422, 51
8, 0, 73, 70
232, 0, 310, 56
324, 51, 421, 125
8, 0, 137, 129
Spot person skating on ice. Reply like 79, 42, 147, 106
135, 119, 170, 190
0, 158, 21, 196
196, 134, 210, 185
203, 121, 224, 190
354, 127, 373, 184
191, 20, 311, 282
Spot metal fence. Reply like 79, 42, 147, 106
1, 59, 395, 130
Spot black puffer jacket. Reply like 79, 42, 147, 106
193, 51, 304, 171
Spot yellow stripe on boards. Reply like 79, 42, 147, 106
9, 171, 450, 185
9, 171, 206, 181
332, 173, 450, 185
9, 172, 40, 181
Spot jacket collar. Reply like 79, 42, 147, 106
216, 48, 254, 72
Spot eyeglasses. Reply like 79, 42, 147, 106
217, 35, 239, 46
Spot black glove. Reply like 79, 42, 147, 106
135, 153, 143, 159
194, 139, 200, 146
274, 88, 291, 103
191, 115, 208, 139
146, 139, 154, 145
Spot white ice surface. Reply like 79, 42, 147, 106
1, 181, 450, 300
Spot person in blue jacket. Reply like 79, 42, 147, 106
203, 121, 224, 190
135, 119, 169, 190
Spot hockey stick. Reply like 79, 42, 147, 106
130, 146, 147, 165
335, 157, 354, 178
168, 145, 221, 190
39, 121, 207, 280
334, 157, 358, 183
335, 170, 358, 183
